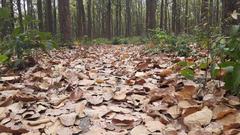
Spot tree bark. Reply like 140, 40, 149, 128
17, 0, 24, 31
125, 0, 131, 37
106, 0, 111, 39
146, 0, 157, 33
172, 0, 176, 33
45, 0, 53, 34
58, 0, 72, 42
37, 0, 43, 31
76, 0, 86, 38
185, 0, 189, 33
164, 0, 168, 32
53, 0, 57, 35
160, 0, 164, 29
87, 0, 92, 38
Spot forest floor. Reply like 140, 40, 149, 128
0, 45, 240, 135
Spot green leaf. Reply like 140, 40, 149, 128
180, 68, 195, 80
0, 55, 8, 63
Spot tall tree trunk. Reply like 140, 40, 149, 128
106, 0, 111, 39
200, 0, 209, 30
185, 0, 189, 33
160, 0, 164, 29
209, 0, 213, 26
146, 0, 157, 33
53, 0, 57, 35
27, 0, 34, 28
37, 0, 43, 31
164, 0, 168, 32
45, 0, 53, 34
87, 0, 92, 38
9, 0, 14, 31
216, 0, 220, 26
125, 0, 131, 37
17, 0, 24, 31
76, 0, 86, 38
175, 0, 181, 35
115, 0, 121, 36
58, 0, 72, 42
172, 0, 176, 33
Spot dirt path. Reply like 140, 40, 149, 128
0, 45, 239, 135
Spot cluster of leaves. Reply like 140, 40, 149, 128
210, 26, 240, 95
80, 36, 147, 45
0, 8, 57, 68
148, 29, 192, 56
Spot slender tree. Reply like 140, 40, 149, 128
17, 0, 24, 31
87, 0, 92, 38
37, 0, 43, 31
164, 0, 168, 32
185, 0, 189, 33
53, 0, 57, 35
172, 0, 177, 33
58, 0, 72, 42
125, 0, 131, 37
146, 0, 157, 32
45, 0, 53, 34
76, 0, 86, 38
160, 0, 164, 29
106, 0, 111, 39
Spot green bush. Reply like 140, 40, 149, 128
0, 29, 57, 65
211, 25, 240, 95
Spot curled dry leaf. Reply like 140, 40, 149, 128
159, 68, 173, 77
113, 91, 127, 101
130, 125, 150, 135
0, 76, 20, 82
145, 120, 165, 132
167, 105, 181, 119
184, 106, 213, 129
0, 124, 28, 134
69, 90, 83, 102
112, 114, 135, 126
86, 95, 104, 105
27, 118, 51, 126
212, 104, 236, 120
176, 85, 197, 100
59, 113, 77, 126
75, 101, 87, 118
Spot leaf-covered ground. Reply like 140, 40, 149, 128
0, 45, 240, 135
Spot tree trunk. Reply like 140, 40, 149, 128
58, 0, 72, 42
172, 0, 176, 33
164, 0, 168, 32
37, 0, 43, 31
200, 0, 208, 30
185, 0, 189, 33
87, 0, 92, 38
146, 0, 157, 33
125, 0, 131, 37
53, 0, 57, 35
76, 0, 86, 38
45, 0, 53, 34
160, 0, 164, 29
175, 0, 181, 35
106, 0, 111, 39
115, 0, 121, 36
209, 0, 213, 26
17, 0, 24, 31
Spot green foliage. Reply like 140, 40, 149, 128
148, 29, 192, 56
150, 28, 175, 45
0, 29, 56, 64
210, 25, 240, 95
